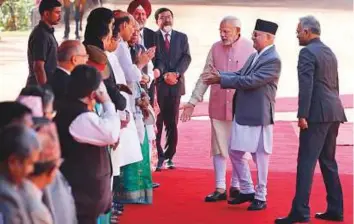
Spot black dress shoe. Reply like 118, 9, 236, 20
152, 183, 160, 189
247, 199, 267, 211
228, 193, 255, 204
156, 159, 164, 171
166, 159, 175, 169
229, 188, 240, 198
205, 191, 227, 202
315, 212, 343, 222
274, 216, 309, 224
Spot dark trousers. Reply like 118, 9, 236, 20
148, 80, 155, 105
156, 92, 180, 161
64, 4, 80, 37
77, 215, 97, 224
290, 122, 343, 218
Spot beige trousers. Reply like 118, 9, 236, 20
211, 119, 232, 157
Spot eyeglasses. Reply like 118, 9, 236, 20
158, 15, 172, 21
44, 110, 57, 119
252, 32, 265, 38
76, 54, 89, 58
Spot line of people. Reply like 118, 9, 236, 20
0, 0, 346, 223
2, 0, 191, 223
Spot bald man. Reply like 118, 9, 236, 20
47, 40, 88, 109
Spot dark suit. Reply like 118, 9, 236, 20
154, 29, 191, 161
142, 27, 156, 50
290, 38, 347, 219
142, 27, 157, 105
47, 67, 71, 110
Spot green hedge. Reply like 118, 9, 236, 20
0, 0, 34, 31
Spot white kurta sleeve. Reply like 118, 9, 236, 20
69, 101, 121, 146
146, 60, 154, 88
115, 41, 142, 84
189, 48, 213, 105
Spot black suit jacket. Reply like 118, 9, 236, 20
297, 38, 347, 123
47, 68, 71, 110
142, 27, 156, 50
154, 29, 191, 96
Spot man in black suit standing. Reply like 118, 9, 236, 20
127, 0, 156, 104
275, 15, 347, 224
154, 8, 191, 170
48, 40, 88, 110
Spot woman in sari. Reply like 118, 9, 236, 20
111, 13, 153, 205
119, 83, 153, 204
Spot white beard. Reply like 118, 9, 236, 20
162, 25, 172, 33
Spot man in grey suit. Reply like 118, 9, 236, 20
275, 16, 346, 224
0, 124, 41, 224
203, 19, 281, 211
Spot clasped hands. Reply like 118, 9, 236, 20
163, 72, 179, 85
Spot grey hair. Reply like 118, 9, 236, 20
57, 40, 82, 62
0, 124, 40, 162
221, 16, 241, 28
299, 15, 321, 35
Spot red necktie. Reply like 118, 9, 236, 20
164, 33, 170, 52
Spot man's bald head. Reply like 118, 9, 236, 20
58, 40, 83, 62
57, 40, 88, 71
113, 10, 135, 41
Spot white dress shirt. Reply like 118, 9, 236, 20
251, 44, 274, 66
160, 29, 172, 42
57, 66, 70, 75
140, 29, 144, 46
115, 40, 142, 84
69, 101, 121, 146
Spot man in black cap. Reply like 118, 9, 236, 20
203, 19, 281, 211
275, 15, 346, 224
27, 0, 62, 86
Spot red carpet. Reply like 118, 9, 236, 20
120, 98, 353, 224
120, 169, 353, 224
191, 94, 353, 116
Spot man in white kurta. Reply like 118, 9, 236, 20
203, 19, 281, 211
181, 16, 255, 202
106, 37, 142, 177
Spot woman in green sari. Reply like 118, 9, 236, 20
119, 84, 153, 204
